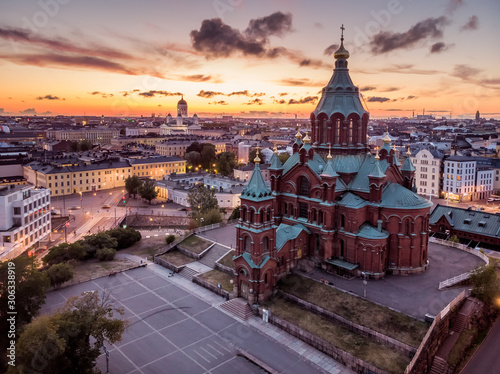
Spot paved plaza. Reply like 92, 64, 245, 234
308, 242, 485, 319
41, 263, 349, 374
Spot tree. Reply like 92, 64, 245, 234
79, 140, 92, 151
278, 152, 290, 164
43, 242, 86, 265
449, 235, 460, 243
0, 256, 50, 370
200, 143, 217, 169
82, 232, 118, 258
200, 208, 222, 226
139, 178, 158, 204
166, 235, 176, 244
96, 248, 116, 261
184, 151, 202, 169
470, 263, 499, 305
216, 152, 237, 176
9, 291, 125, 374
45, 263, 74, 288
107, 228, 142, 249
249, 149, 266, 164
186, 141, 202, 154
69, 141, 79, 152
187, 184, 219, 220
229, 206, 240, 220
125, 175, 142, 198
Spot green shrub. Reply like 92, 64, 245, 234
107, 228, 142, 249
96, 248, 116, 261
166, 235, 176, 245
45, 263, 74, 287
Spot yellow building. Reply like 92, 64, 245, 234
23, 157, 186, 196
155, 140, 227, 157
47, 129, 120, 145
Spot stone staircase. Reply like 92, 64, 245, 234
220, 298, 254, 321
199, 244, 231, 269
178, 266, 199, 281
428, 356, 448, 374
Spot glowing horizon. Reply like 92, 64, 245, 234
1, 0, 499, 120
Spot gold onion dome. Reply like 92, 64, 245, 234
274, 145, 279, 154
334, 24, 350, 60
295, 128, 302, 139
383, 130, 391, 143
406, 147, 411, 156
303, 131, 311, 144
254, 147, 261, 164
327, 145, 333, 159
375, 147, 380, 161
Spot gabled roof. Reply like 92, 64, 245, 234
240, 163, 272, 201
368, 160, 386, 179
330, 154, 364, 174
307, 153, 326, 176
401, 156, 416, 172
234, 252, 271, 269
282, 152, 300, 175
338, 192, 367, 208
321, 159, 339, 178
380, 182, 432, 209
349, 155, 389, 193
430, 205, 500, 238
268, 152, 283, 170
276, 223, 311, 251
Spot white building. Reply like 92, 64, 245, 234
443, 157, 493, 202
411, 149, 442, 198
0, 185, 51, 260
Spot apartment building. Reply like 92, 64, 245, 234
155, 140, 227, 157
443, 156, 493, 202
23, 157, 186, 196
47, 128, 120, 145
0, 185, 51, 260
411, 149, 442, 198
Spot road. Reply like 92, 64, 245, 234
461, 317, 500, 374
49, 188, 189, 245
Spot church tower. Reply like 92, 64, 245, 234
234, 149, 277, 304
177, 96, 188, 117
311, 25, 369, 157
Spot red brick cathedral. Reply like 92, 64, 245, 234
233, 30, 432, 304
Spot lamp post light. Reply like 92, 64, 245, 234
79, 191, 83, 209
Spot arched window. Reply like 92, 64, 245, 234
264, 273, 268, 285
244, 236, 251, 251
262, 236, 269, 252
405, 219, 410, 236
241, 207, 246, 221
266, 209, 271, 221
249, 210, 254, 223
349, 119, 353, 144
340, 214, 345, 229
284, 203, 288, 215
335, 119, 341, 144
299, 176, 309, 196
340, 240, 345, 258
318, 210, 323, 225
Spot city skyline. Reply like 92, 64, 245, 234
0, 0, 499, 119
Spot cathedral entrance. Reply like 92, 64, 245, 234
240, 281, 249, 299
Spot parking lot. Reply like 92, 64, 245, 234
41, 266, 326, 374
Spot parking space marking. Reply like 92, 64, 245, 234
211, 341, 231, 353
199, 346, 218, 359
193, 349, 212, 363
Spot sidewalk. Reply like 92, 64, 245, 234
121, 253, 352, 374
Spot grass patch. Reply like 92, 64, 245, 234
179, 235, 212, 254
447, 327, 477, 367
198, 270, 233, 292
158, 250, 194, 267
70, 258, 136, 283
265, 298, 410, 374
121, 236, 166, 260
279, 274, 428, 347
218, 250, 234, 268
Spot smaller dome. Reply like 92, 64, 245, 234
383, 132, 391, 143
334, 42, 350, 60
177, 95, 187, 105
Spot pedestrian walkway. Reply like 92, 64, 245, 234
121, 253, 351, 373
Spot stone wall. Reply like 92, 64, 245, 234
214, 262, 234, 275
154, 256, 185, 273
262, 310, 389, 374
404, 290, 467, 374
193, 275, 231, 299
280, 291, 416, 356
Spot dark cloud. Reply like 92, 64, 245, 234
370, 17, 449, 54
452, 64, 481, 80
209, 100, 229, 105
378, 64, 442, 75
244, 12, 293, 39
138, 90, 183, 98
228, 90, 251, 96
429, 42, 450, 54
243, 98, 264, 105
197, 90, 224, 98
273, 98, 286, 104
384, 87, 401, 92
88, 91, 114, 98
20, 108, 37, 115
0, 27, 132, 60
288, 96, 318, 105
278, 92, 289, 96
40, 111, 53, 115
36, 95, 63, 100
314, 22, 323, 29
406, 95, 418, 100
178, 74, 216, 82
360, 86, 377, 92
367, 97, 391, 103
298, 58, 327, 68
190, 12, 293, 59
323, 44, 339, 56
1, 53, 142, 76
460, 15, 479, 31
276, 78, 323, 87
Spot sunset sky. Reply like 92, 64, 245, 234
0, 0, 499, 119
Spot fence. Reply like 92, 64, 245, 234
404, 290, 467, 374
192, 219, 238, 234
431, 237, 489, 290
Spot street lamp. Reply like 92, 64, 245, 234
79, 191, 83, 209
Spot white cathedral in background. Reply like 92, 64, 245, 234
160, 96, 199, 135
